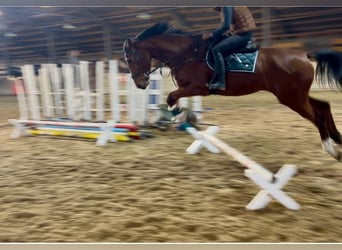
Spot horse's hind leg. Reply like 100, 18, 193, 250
279, 95, 342, 161
309, 97, 342, 145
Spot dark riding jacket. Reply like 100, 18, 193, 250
212, 7, 256, 38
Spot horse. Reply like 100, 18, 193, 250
123, 22, 342, 161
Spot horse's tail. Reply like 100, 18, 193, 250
310, 49, 342, 88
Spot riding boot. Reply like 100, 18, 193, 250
210, 52, 226, 90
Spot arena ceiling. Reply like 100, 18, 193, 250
0, 6, 341, 66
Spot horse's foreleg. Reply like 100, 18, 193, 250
166, 87, 206, 122
166, 88, 187, 108
166, 87, 206, 109
165, 90, 189, 123
166, 91, 177, 108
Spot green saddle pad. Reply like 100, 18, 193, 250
228, 51, 259, 73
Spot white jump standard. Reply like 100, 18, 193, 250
186, 126, 300, 210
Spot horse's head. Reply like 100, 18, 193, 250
124, 22, 202, 90
123, 38, 152, 89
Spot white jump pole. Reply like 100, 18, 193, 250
62, 64, 76, 120
47, 64, 63, 117
109, 60, 120, 122
148, 72, 164, 110
95, 61, 105, 121
147, 72, 164, 123
180, 96, 203, 121
14, 79, 29, 120
191, 96, 203, 121
186, 126, 300, 210
179, 97, 189, 108
79, 61, 92, 121
38, 65, 54, 118
126, 74, 140, 123
21, 64, 41, 121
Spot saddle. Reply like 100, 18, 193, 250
205, 37, 259, 73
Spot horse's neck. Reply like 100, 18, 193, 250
147, 35, 198, 65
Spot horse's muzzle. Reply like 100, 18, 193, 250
137, 83, 147, 89
136, 80, 149, 89
132, 73, 150, 89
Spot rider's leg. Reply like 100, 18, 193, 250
210, 51, 226, 90
210, 33, 252, 90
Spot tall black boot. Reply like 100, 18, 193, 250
210, 52, 226, 90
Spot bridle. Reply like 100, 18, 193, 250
124, 44, 153, 81
125, 35, 201, 81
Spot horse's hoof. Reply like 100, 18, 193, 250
322, 138, 342, 161
337, 152, 342, 161
168, 104, 177, 111
331, 150, 342, 161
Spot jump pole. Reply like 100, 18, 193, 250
62, 63, 76, 120
180, 96, 203, 121
26, 126, 130, 143
95, 61, 105, 121
21, 64, 41, 121
13, 78, 29, 120
79, 61, 92, 121
109, 60, 121, 122
47, 63, 64, 117
145, 72, 164, 124
8, 119, 120, 146
186, 126, 300, 210
37, 66, 50, 118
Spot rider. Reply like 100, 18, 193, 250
202, 6, 256, 90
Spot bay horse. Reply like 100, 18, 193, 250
123, 22, 342, 161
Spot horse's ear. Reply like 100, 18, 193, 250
124, 39, 132, 48
126, 39, 132, 48
123, 39, 132, 53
